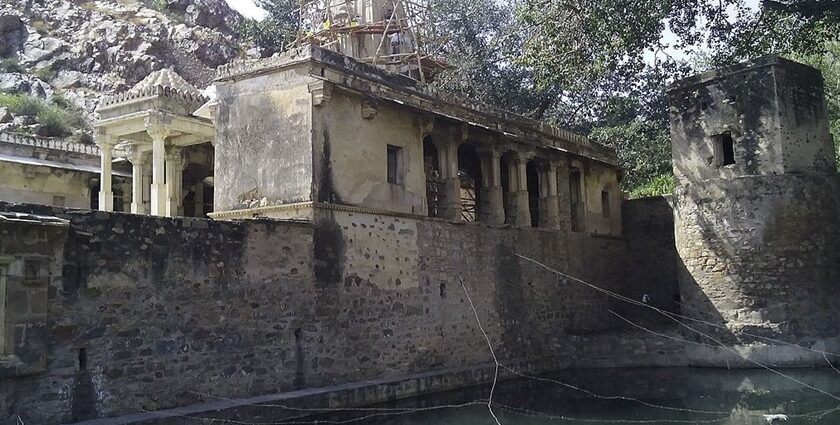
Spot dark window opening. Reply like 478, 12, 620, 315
387, 145, 403, 185
570, 168, 583, 232
113, 186, 125, 212
601, 190, 611, 218
78, 348, 88, 371
439, 283, 446, 297
89, 183, 125, 211
501, 155, 513, 224
715, 132, 736, 166
526, 161, 540, 227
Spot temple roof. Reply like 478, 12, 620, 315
130, 69, 203, 98
96, 69, 208, 116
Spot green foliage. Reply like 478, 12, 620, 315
239, 0, 300, 57
0, 92, 87, 138
789, 41, 840, 171
627, 174, 675, 199
153, 0, 168, 12
36, 107, 75, 137
34, 65, 56, 82
590, 120, 672, 193
0, 58, 24, 73
0, 93, 45, 116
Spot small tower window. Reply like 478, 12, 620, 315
387, 145, 403, 185
714, 132, 736, 166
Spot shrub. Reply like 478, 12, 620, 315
34, 65, 56, 82
36, 106, 74, 137
0, 59, 24, 73
627, 174, 675, 199
0, 93, 45, 116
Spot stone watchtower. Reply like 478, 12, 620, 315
668, 56, 840, 366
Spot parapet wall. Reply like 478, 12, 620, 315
0, 203, 635, 424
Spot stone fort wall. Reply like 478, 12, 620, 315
0, 203, 637, 424
674, 174, 840, 366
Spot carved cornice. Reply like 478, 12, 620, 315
309, 81, 333, 106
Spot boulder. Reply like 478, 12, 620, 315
0, 73, 53, 99
0, 13, 27, 58
0, 107, 12, 123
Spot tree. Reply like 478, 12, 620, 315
515, 0, 840, 195
240, 0, 300, 57
791, 40, 840, 170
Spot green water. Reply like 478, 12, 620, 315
313, 368, 840, 424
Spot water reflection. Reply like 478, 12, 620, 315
308, 368, 840, 424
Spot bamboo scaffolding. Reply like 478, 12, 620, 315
290, 0, 448, 81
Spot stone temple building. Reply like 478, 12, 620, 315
0, 3, 838, 422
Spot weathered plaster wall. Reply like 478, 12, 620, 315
669, 56, 835, 184
0, 203, 631, 424
581, 161, 623, 236
0, 163, 93, 209
669, 57, 840, 366
213, 66, 316, 212
311, 90, 427, 215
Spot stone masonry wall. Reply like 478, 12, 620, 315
0, 203, 630, 424
674, 175, 840, 366
622, 197, 680, 319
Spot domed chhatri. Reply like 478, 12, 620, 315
129, 69, 204, 99
93, 67, 214, 217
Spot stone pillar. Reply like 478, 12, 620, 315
142, 156, 152, 213
554, 159, 572, 231
477, 147, 504, 225
513, 154, 531, 227
165, 146, 183, 217
96, 137, 114, 212
437, 140, 462, 222
194, 182, 205, 217
148, 128, 169, 217
539, 162, 561, 229
129, 149, 147, 215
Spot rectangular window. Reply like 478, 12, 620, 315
601, 190, 611, 218
0, 265, 7, 355
387, 145, 403, 185
714, 132, 736, 166
52, 196, 65, 207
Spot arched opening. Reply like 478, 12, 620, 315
526, 160, 540, 227
458, 144, 482, 222
423, 136, 441, 217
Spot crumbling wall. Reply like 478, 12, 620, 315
669, 56, 840, 366
0, 203, 632, 424
213, 66, 316, 212
311, 89, 427, 215
674, 175, 840, 365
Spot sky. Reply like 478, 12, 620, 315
224, 0, 268, 20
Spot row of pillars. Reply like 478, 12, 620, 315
97, 128, 184, 217
430, 140, 570, 229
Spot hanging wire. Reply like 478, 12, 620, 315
513, 252, 840, 403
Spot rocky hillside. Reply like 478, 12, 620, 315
0, 0, 250, 140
